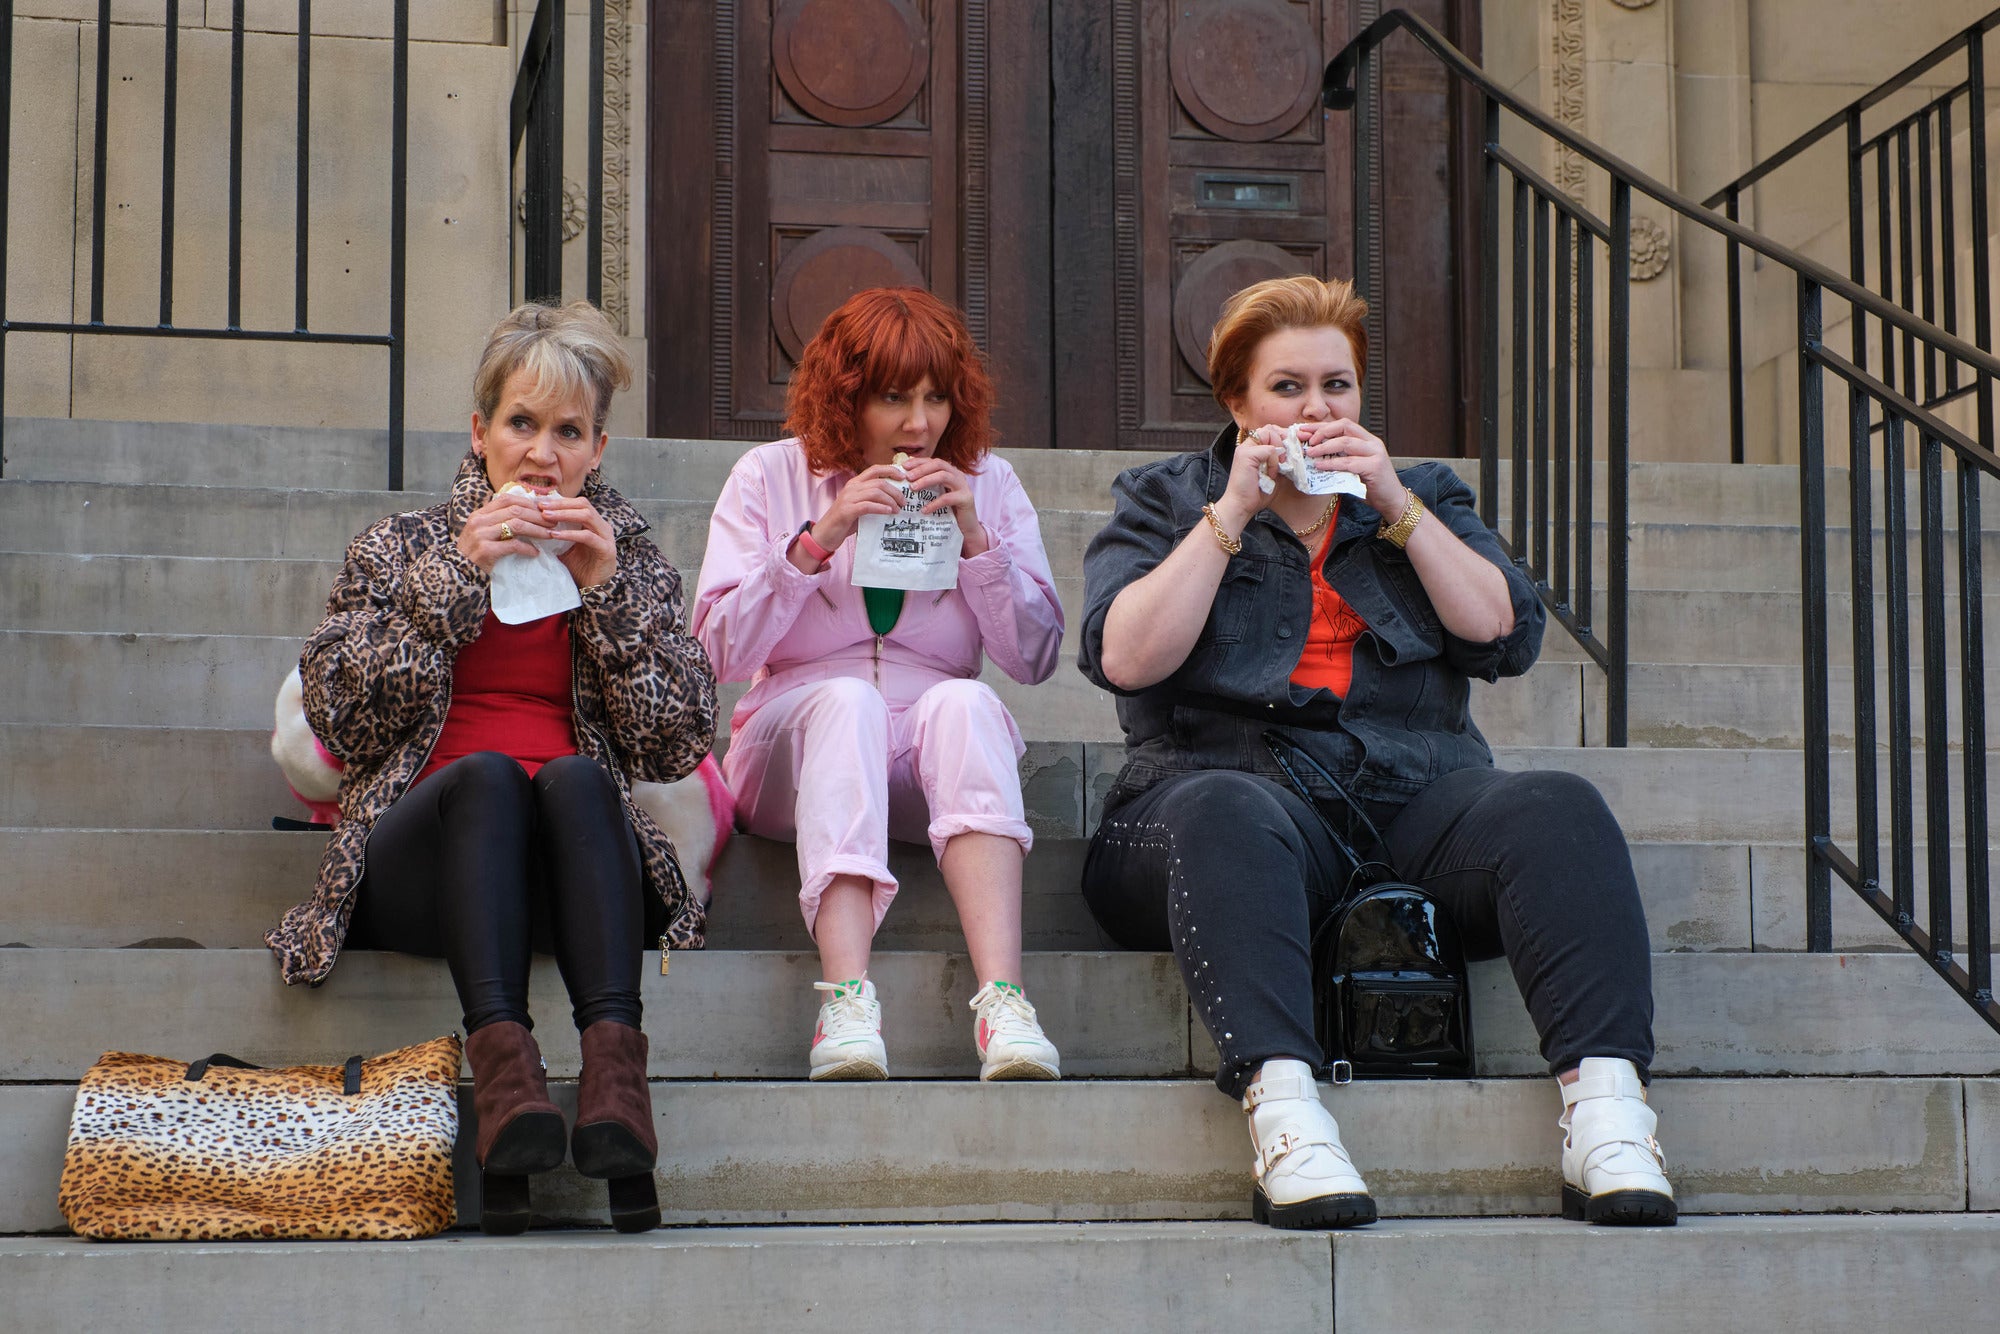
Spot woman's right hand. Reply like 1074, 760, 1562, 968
807, 464, 908, 553
455, 491, 547, 573
1211, 428, 1287, 537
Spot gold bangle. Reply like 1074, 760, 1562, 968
1201, 503, 1244, 556
1380, 491, 1426, 549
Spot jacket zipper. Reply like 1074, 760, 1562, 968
873, 633, 884, 688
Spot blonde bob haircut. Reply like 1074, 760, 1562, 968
1205, 274, 1370, 411
473, 300, 633, 435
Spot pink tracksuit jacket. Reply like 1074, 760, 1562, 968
692, 440, 1066, 930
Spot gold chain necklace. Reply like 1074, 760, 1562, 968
1291, 496, 1340, 541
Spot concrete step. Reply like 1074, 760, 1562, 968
0, 829, 1766, 954
0, 628, 1578, 749
1, 1072, 1988, 1232
4, 949, 1995, 1083
1, 725, 1973, 845
12, 535, 1997, 677
2, 1217, 1995, 1331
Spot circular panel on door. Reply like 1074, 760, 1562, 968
1173, 239, 1312, 383
772, 227, 928, 361
773, 0, 930, 128
1169, 0, 1322, 142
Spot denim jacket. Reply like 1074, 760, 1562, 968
1078, 426, 1544, 811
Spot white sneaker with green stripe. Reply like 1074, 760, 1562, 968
810, 977, 888, 1081
970, 980, 1061, 1081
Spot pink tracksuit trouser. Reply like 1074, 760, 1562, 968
722, 675, 1034, 934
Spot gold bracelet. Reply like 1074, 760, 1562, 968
1201, 503, 1244, 556
1379, 491, 1426, 549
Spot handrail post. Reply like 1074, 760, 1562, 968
1479, 94, 1500, 530
1798, 275, 1833, 953
387, 0, 408, 490
0, 0, 13, 476
524, 0, 565, 305
1725, 187, 1744, 464
1606, 182, 1631, 747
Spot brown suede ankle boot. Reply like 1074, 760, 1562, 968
464, 1020, 567, 1175
573, 1020, 660, 1233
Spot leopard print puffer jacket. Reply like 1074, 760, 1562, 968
264, 450, 719, 985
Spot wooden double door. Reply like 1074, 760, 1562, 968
647, 0, 1480, 454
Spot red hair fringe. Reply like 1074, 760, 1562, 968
784, 287, 995, 475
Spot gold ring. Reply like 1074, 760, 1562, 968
498, 521, 515, 541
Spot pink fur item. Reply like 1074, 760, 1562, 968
271, 667, 344, 826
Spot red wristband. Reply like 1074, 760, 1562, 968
795, 522, 833, 565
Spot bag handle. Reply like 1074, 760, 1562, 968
185, 1053, 365, 1096
1261, 731, 1400, 887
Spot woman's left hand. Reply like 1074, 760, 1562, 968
901, 456, 990, 557
1299, 419, 1411, 523
536, 493, 619, 588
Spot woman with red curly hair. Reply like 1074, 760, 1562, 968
693, 287, 1065, 1082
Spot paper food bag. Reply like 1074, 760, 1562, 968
490, 483, 582, 624
852, 473, 963, 593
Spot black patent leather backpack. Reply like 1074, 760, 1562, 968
1264, 733, 1475, 1082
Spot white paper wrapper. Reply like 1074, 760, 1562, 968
852, 479, 963, 592
1276, 423, 1367, 498
490, 483, 581, 624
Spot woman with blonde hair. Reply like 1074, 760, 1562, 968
694, 286, 1064, 1083
268, 300, 717, 1235
1078, 274, 1674, 1231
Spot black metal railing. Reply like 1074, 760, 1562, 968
510, 0, 605, 307
1326, 12, 1998, 1034
1705, 8, 2000, 466
0, 0, 411, 487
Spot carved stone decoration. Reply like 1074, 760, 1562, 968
773, 0, 930, 128
600, 0, 632, 335
770, 227, 927, 359
1169, 0, 1322, 142
515, 177, 588, 242
1606, 0, 1657, 7
1550, 0, 1586, 204
1628, 215, 1670, 280
1173, 240, 1310, 381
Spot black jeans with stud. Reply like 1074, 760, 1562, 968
1081, 764, 1655, 1098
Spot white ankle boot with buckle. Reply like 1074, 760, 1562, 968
809, 977, 888, 1081
1242, 1060, 1376, 1230
1558, 1057, 1677, 1225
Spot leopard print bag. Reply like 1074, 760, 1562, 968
58, 1035, 462, 1241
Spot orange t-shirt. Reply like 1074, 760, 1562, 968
1290, 524, 1369, 698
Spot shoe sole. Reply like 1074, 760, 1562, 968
1560, 1183, 1678, 1226
484, 1109, 568, 1176
809, 1056, 889, 1081
979, 1057, 1061, 1081
1252, 1185, 1377, 1230
572, 1121, 657, 1180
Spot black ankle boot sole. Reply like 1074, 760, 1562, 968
572, 1120, 656, 1180
484, 1109, 568, 1176
479, 1172, 533, 1235
1561, 1183, 1678, 1226
1252, 1186, 1377, 1230
607, 1174, 661, 1233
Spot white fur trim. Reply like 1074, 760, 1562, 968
631, 774, 721, 908
271, 668, 342, 802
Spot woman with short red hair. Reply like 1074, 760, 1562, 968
694, 287, 1065, 1082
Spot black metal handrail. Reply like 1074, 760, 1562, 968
1703, 8, 2000, 465
510, 0, 605, 307
0, 0, 410, 487
1326, 12, 1998, 1034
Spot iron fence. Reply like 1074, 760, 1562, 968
1326, 11, 1998, 1033
510, 0, 605, 308
0, 0, 410, 487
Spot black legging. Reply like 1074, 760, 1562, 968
1082, 765, 1655, 1097
348, 751, 662, 1034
